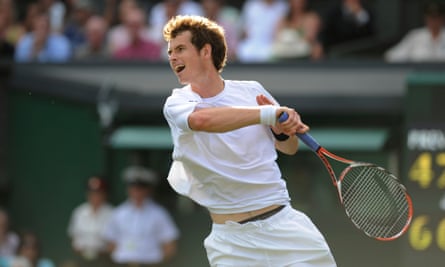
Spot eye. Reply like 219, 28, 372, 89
177, 46, 185, 53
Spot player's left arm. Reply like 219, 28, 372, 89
273, 131, 299, 155
256, 94, 308, 155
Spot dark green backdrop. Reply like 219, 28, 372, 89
6, 89, 407, 267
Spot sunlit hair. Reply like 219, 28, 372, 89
163, 15, 227, 72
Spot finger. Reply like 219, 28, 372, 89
257, 94, 274, 105
256, 94, 266, 105
296, 123, 310, 134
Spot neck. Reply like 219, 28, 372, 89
132, 198, 146, 208
91, 203, 101, 212
191, 72, 224, 98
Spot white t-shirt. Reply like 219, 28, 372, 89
385, 27, 445, 62
102, 199, 179, 264
164, 80, 291, 214
237, 0, 288, 62
67, 202, 113, 258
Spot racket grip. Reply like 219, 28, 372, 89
278, 112, 321, 152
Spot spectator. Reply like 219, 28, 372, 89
384, 1, 445, 62
271, 0, 323, 60
0, 0, 24, 59
103, 166, 179, 266
237, 0, 288, 62
201, 0, 240, 61
22, 3, 40, 33
108, 1, 155, 54
0, 209, 19, 260
74, 15, 109, 59
36, 0, 66, 33
7, 231, 55, 267
149, 0, 203, 44
64, 0, 118, 27
67, 176, 113, 267
14, 12, 71, 62
63, 0, 95, 50
112, 7, 161, 61
320, 0, 374, 52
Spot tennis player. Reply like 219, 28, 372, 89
163, 15, 337, 267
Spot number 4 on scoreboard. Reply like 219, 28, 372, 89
409, 152, 445, 189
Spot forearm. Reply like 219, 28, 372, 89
188, 106, 262, 132
275, 135, 299, 155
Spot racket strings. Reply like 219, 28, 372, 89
341, 165, 410, 239
350, 181, 408, 237
344, 173, 408, 237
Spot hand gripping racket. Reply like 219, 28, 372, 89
279, 113, 413, 241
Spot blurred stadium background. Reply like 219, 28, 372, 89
1, 0, 445, 266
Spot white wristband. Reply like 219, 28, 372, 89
260, 105, 278, 126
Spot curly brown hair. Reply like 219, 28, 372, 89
163, 15, 227, 73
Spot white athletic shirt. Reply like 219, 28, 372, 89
164, 80, 291, 214
68, 202, 113, 257
102, 200, 179, 264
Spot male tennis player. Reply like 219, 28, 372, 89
163, 15, 337, 267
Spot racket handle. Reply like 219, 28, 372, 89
278, 112, 321, 152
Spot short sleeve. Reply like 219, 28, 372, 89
163, 89, 201, 132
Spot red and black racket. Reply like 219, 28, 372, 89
279, 113, 413, 241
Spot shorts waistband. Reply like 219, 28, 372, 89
210, 204, 284, 224
238, 205, 286, 224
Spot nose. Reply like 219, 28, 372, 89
169, 54, 179, 69
168, 51, 177, 61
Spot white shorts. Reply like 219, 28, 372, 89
204, 205, 337, 267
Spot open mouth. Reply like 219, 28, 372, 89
175, 65, 185, 73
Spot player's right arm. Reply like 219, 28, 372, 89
188, 106, 262, 132
164, 90, 304, 135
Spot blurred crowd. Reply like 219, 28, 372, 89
0, 0, 444, 63
0, 209, 55, 267
0, 165, 179, 267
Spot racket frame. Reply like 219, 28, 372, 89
305, 136, 413, 241
278, 112, 413, 241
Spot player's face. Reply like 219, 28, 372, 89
167, 31, 206, 85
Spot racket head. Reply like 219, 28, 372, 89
338, 163, 413, 241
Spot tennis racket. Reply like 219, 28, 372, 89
279, 112, 413, 241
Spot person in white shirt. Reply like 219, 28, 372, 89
103, 166, 179, 267
149, 0, 203, 43
67, 176, 114, 267
237, 0, 288, 62
385, 1, 445, 62
163, 15, 336, 266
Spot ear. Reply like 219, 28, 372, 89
201, 43, 212, 58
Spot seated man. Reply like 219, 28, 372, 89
14, 12, 71, 62
385, 1, 445, 62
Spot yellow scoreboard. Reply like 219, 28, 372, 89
403, 73, 445, 266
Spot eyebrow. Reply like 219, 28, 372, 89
167, 44, 186, 55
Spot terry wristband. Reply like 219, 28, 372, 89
260, 105, 278, 126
